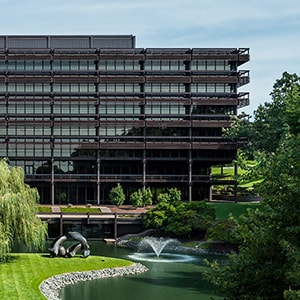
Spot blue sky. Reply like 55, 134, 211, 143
1, 0, 300, 115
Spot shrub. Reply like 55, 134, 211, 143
109, 183, 125, 206
130, 189, 143, 207
142, 187, 153, 206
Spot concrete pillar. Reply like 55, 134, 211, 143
114, 213, 118, 239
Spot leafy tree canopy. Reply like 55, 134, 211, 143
143, 195, 216, 238
224, 72, 300, 157
205, 75, 300, 299
0, 159, 48, 261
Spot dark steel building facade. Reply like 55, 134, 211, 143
0, 35, 250, 205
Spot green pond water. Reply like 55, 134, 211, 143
60, 241, 223, 300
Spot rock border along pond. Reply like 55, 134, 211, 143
39, 263, 148, 300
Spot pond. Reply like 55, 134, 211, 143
60, 241, 223, 300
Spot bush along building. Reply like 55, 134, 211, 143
0, 35, 250, 205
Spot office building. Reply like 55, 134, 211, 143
0, 35, 249, 205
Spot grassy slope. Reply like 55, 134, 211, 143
212, 164, 263, 189
209, 202, 261, 220
0, 254, 132, 299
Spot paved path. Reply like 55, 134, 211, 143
98, 206, 112, 213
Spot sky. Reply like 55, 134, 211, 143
1, 0, 300, 115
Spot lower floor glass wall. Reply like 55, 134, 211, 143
31, 181, 212, 205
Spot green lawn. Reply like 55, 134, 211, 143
212, 163, 263, 189
37, 206, 102, 214
209, 202, 261, 220
37, 206, 52, 213
60, 207, 101, 213
0, 254, 132, 299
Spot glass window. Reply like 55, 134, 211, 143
34, 103, 44, 114
7, 61, 16, 70
52, 83, 94, 93
16, 60, 25, 70
79, 60, 95, 70
170, 60, 183, 71
62, 84, 70, 93
70, 60, 79, 70
52, 61, 61, 70
99, 83, 140, 93
34, 60, 43, 70
99, 60, 139, 71
191, 60, 206, 71
0, 60, 6, 70
124, 60, 140, 70
0, 83, 6, 92
24, 60, 34, 70
70, 84, 79, 93
14, 83, 25, 92
0, 103, 6, 115
37, 60, 50, 70
26, 83, 34, 92
207, 84, 215, 93
145, 60, 184, 71
216, 84, 225, 93
145, 83, 184, 93
61, 61, 69, 71
206, 60, 215, 71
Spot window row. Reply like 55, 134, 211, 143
0, 103, 234, 116
0, 82, 237, 94
144, 103, 186, 115
3, 139, 226, 161
99, 60, 140, 71
0, 60, 51, 71
5, 126, 95, 136
191, 60, 235, 71
0, 83, 51, 93
99, 102, 141, 114
191, 83, 236, 93
144, 60, 186, 71
144, 83, 186, 93
98, 83, 140, 93
0, 59, 237, 71
0, 102, 97, 114
1, 124, 222, 138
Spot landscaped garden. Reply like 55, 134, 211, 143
1, 73, 299, 299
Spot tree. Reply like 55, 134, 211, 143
142, 187, 153, 206
143, 200, 216, 237
130, 187, 153, 207
205, 133, 300, 299
157, 192, 170, 204
224, 72, 300, 157
168, 187, 181, 203
130, 189, 143, 208
156, 187, 181, 204
0, 159, 48, 260
165, 201, 215, 237
109, 183, 125, 206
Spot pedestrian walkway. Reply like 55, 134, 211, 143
99, 206, 112, 213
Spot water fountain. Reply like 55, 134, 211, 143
139, 237, 178, 256
128, 237, 195, 262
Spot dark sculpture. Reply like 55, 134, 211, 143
49, 231, 90, 258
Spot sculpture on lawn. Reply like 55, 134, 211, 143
49, 231, 90, 258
